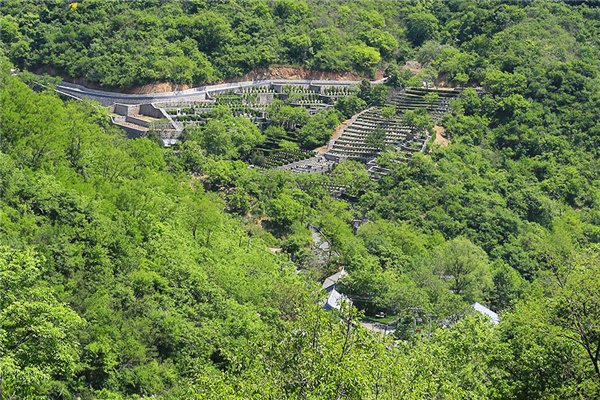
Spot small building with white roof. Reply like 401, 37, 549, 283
471, 302, 500, 325
321, 268, 351, 311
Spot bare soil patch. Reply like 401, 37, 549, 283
231, 66, 385, 83
314, 118, 353, 153
433, 125, 449, 147
402, 60, 423, 75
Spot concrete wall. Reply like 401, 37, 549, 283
118, 124, 146, 139
257, 93, 274, 104
139, 103, 164, 118
276, 93, 289, 101
324, 153, 346, 163
125, 115, 149, 128
113, 104, 129, 116
113, 104, 140, 116
151, 95, 206, 106
273, 83, 311, 93
309, 84, 325, 93
55, 77, 369, 107
319, 95, 335, 105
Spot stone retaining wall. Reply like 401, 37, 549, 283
139, 103, 164, 118
125, 115, 149, 128
113, 104, 140, 116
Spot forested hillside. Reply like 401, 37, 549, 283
2, 1, 600, 399
2, 0, 596, 89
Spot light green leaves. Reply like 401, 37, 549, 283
1, 247, 84, 399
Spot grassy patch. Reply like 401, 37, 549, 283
363, 314, 399, 324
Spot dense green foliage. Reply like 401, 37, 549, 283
3, 0, 600, 399
1, 0, 593, 90
183, 114, 264, 159
298, 109, 341, 149
1, 61, 312, 398
1, 0, 411, 88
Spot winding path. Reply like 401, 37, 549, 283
54, 78, 386, 107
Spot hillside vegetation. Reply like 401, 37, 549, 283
2, 0, 596, 89
2, 1, 600, 399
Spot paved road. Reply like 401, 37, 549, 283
53, 77, 387, 107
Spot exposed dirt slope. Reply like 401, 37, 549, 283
434, 125, 449, 147
233, 66, 385, 82
127, 67, 385, 94
314, 118, 354, 153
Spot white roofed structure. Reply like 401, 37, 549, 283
321, 268, 351, 310
322, 288, 351, 311
322, 268, 347, 293
471, 302, 500, 325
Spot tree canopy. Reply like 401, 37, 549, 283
3, 0, 600, 397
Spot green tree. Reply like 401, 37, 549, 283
268, 192, 303, 228
441, 113, 489, 146
493, 289, 593, 398
416, 41, 446, 66
284, 33, 312, 61
228, 117, 265, 157
357, 79, 372, 104
381, 105, 396, 120
279, 139, 299, 150
370, 84, 388, 105
424, 92, 439, 108
433, 237, 491, 302
335, 94, 367, 120
330, 160, 372, 198
419, 66, 439, 88
184, 188, 223, 242
406, 12, 439, 46
264, 125, 286, 141
485, 260, 527, 312
197, 117, 264, 159
1, 246, 84, 399
362, 29, 398, 59
430, 315, 497, 397
403, 108, 431, 130
350, 45, 381, 76
541, 250, 600, 382
376, 270, 426, 315
282, 222, 312, 254
457, 88, 482, 116
275, 0, 308, 22
196, 121, 231, 158
454, 72, 469, 86
365, 128, 387, 151
384, 64, 413, 89
298, 109, 341, 149
267, 101, 310, 131
483, 69, 527, 97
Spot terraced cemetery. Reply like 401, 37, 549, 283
160, 84, 344, 121
278, 87, 461, 179
116, 82, 461, 180
162, 88, 272, 124
154, 83, 348, 154
262, 149, 315, 168
326, 88, 458, 162
278, 84, 341, 115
